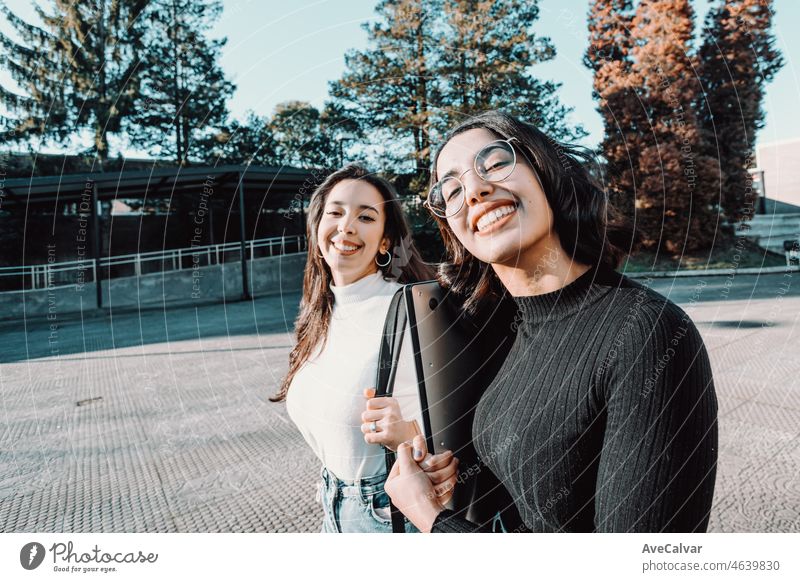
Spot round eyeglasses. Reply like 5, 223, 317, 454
424, 138, 518, 218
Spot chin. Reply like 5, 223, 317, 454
465, 232, 520, 265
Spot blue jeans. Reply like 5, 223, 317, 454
317, 467, 418, 533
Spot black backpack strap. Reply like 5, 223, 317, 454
374, 288, 408, 533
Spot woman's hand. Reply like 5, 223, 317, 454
417, 436, 459, 507
384, 440, 447, 533
361, 387, 419, 451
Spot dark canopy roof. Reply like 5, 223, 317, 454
0, 164, 318, 208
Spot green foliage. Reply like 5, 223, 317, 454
696, 0, 783, 223
269, 101, 338, 168
329, 0, 583, 182
210, 111, 278, 166
0, 0, 149, 165
132, 0, 235, 165
437, 0, 581, 142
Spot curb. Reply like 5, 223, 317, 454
626, 265, 800, 279
0, 290, 303, 330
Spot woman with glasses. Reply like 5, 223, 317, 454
272, 165, 458, 532
384, 111, 718, 533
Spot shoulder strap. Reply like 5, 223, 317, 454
375, 288, 407, 398
374, 287, 408, 533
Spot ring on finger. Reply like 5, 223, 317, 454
370, 421, 378, 433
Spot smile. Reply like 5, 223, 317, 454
474, 203, 517, 234
331, 240, 362, 255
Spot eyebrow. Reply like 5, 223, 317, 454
440, 167, 461, 180
327, 200, 380, 214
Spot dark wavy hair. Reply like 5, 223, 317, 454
429, 110, 638, 314
272, 164, 433, 402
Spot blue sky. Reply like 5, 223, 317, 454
2, 0, 798, 154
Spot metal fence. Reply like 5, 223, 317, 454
0, 235, 307, 292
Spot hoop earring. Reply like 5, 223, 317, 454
375, 251, 392, 267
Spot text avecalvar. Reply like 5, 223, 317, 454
642, 544, 702, 554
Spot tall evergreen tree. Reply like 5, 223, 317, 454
629, 0, 720, 253
329, 0, 439, 174
697, 0, 782, 222
329, 0, 582, 180
439, 0, 582, 142
210, 111, 278, 166
269, 101, 337, 168
133, 0, 234, 165
319, 101, 364, 167
0, 1, 148, 166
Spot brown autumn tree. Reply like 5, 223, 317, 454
696, 0, 783, 223
629, 0, 722, 254
587, 0, 722, 253
584, 0, 637, 218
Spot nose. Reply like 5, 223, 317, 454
338, 216, 357, 234
463, 170, 494, 208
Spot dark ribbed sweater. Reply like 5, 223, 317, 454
433, 266, 718, 533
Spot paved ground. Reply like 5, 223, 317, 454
1, 272, 798, 532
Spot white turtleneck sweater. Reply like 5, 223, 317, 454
286, 271, 422, 481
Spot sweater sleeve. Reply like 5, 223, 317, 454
431, 509, 492, 533
595, 302, 718, 532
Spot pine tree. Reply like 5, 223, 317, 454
439, 0, 582, 141
697, 0, 782, 223
269, 101, 337, 168
0, 1, 148, 166
319, 101, 364, 167
210, 112, 278, 166
133, 0, 234, 165
329, 0, 439, 174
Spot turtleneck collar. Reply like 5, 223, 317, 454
330, 270, 390, 305
513, 265, 622, 325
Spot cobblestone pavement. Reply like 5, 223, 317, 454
1, 273, 798, 532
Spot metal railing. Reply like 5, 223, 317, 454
0, 235, 307, 292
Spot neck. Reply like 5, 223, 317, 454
492, 235, 591, 297
330, 265, 379, 287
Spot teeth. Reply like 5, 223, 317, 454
333, 242, 359, 251
476, 205, 516, 232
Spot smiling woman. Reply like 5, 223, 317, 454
269, 165, 457, 533
317, 179, 393, 286
385, 111, 719, 534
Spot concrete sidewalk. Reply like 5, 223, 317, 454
1, 276, 798, 532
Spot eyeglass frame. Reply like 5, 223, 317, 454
424, 137, 521, 218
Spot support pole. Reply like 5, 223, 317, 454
91, 181, 102, 309
238, 172, 250, 300
758, 170, 767, 215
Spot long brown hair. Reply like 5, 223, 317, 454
271, 164, 433, 402
428, 110, 638, 314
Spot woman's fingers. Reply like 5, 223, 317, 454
435, 473, 457, 505
363, 387, 377, 399
419, 450, 453, 472
396, 442, 420, 473
365, 396, 394, 410
412, 434, 427, 461
361, 409, 383, 423
426, 457, 459, 485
